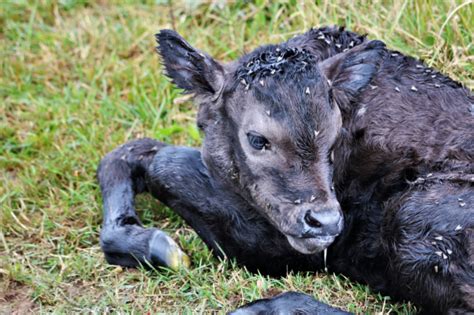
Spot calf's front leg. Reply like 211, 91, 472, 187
97, 138, 191, 269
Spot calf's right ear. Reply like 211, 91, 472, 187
319, 40, 386, 101
156, 30, 225, 97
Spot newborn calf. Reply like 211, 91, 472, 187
97, 26, 473, 314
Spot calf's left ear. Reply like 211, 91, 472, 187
319, 40, 385, 99
156, 30, 225, 97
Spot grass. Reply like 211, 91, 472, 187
1, 0, 472, 313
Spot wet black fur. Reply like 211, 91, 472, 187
97, 26, 474, 314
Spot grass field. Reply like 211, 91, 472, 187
1, 0, 473, 313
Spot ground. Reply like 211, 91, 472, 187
1, 0, 472, 313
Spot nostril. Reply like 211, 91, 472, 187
304, 210, 322, 228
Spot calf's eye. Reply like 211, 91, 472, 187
247, 132, 270, 151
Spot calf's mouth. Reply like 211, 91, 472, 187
274, 204, 344, 254
286, 234, 338, 254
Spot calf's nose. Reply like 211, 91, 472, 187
303, 208, 342, 236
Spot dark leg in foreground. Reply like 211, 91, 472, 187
97, 138, 320, 274
229, 292, 351, 315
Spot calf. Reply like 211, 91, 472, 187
97, 26, 474, 314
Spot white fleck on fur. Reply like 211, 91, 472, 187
357, 106, 367, 117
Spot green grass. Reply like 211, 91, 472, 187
1, 0, 472, 313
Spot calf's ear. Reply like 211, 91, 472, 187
156, 30, 225, 97
319, 40, 385, 99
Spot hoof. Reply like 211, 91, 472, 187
149, 230, 190, 270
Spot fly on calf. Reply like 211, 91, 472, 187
97, 26, 474, 314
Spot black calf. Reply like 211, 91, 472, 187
97, 25, 474, 314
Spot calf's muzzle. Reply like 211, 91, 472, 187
302, 207, 343, 237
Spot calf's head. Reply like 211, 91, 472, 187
157, 30, 384, 254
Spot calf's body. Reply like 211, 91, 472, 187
97, 27, 473, 314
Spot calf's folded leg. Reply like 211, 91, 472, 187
97, 138, 189, 269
